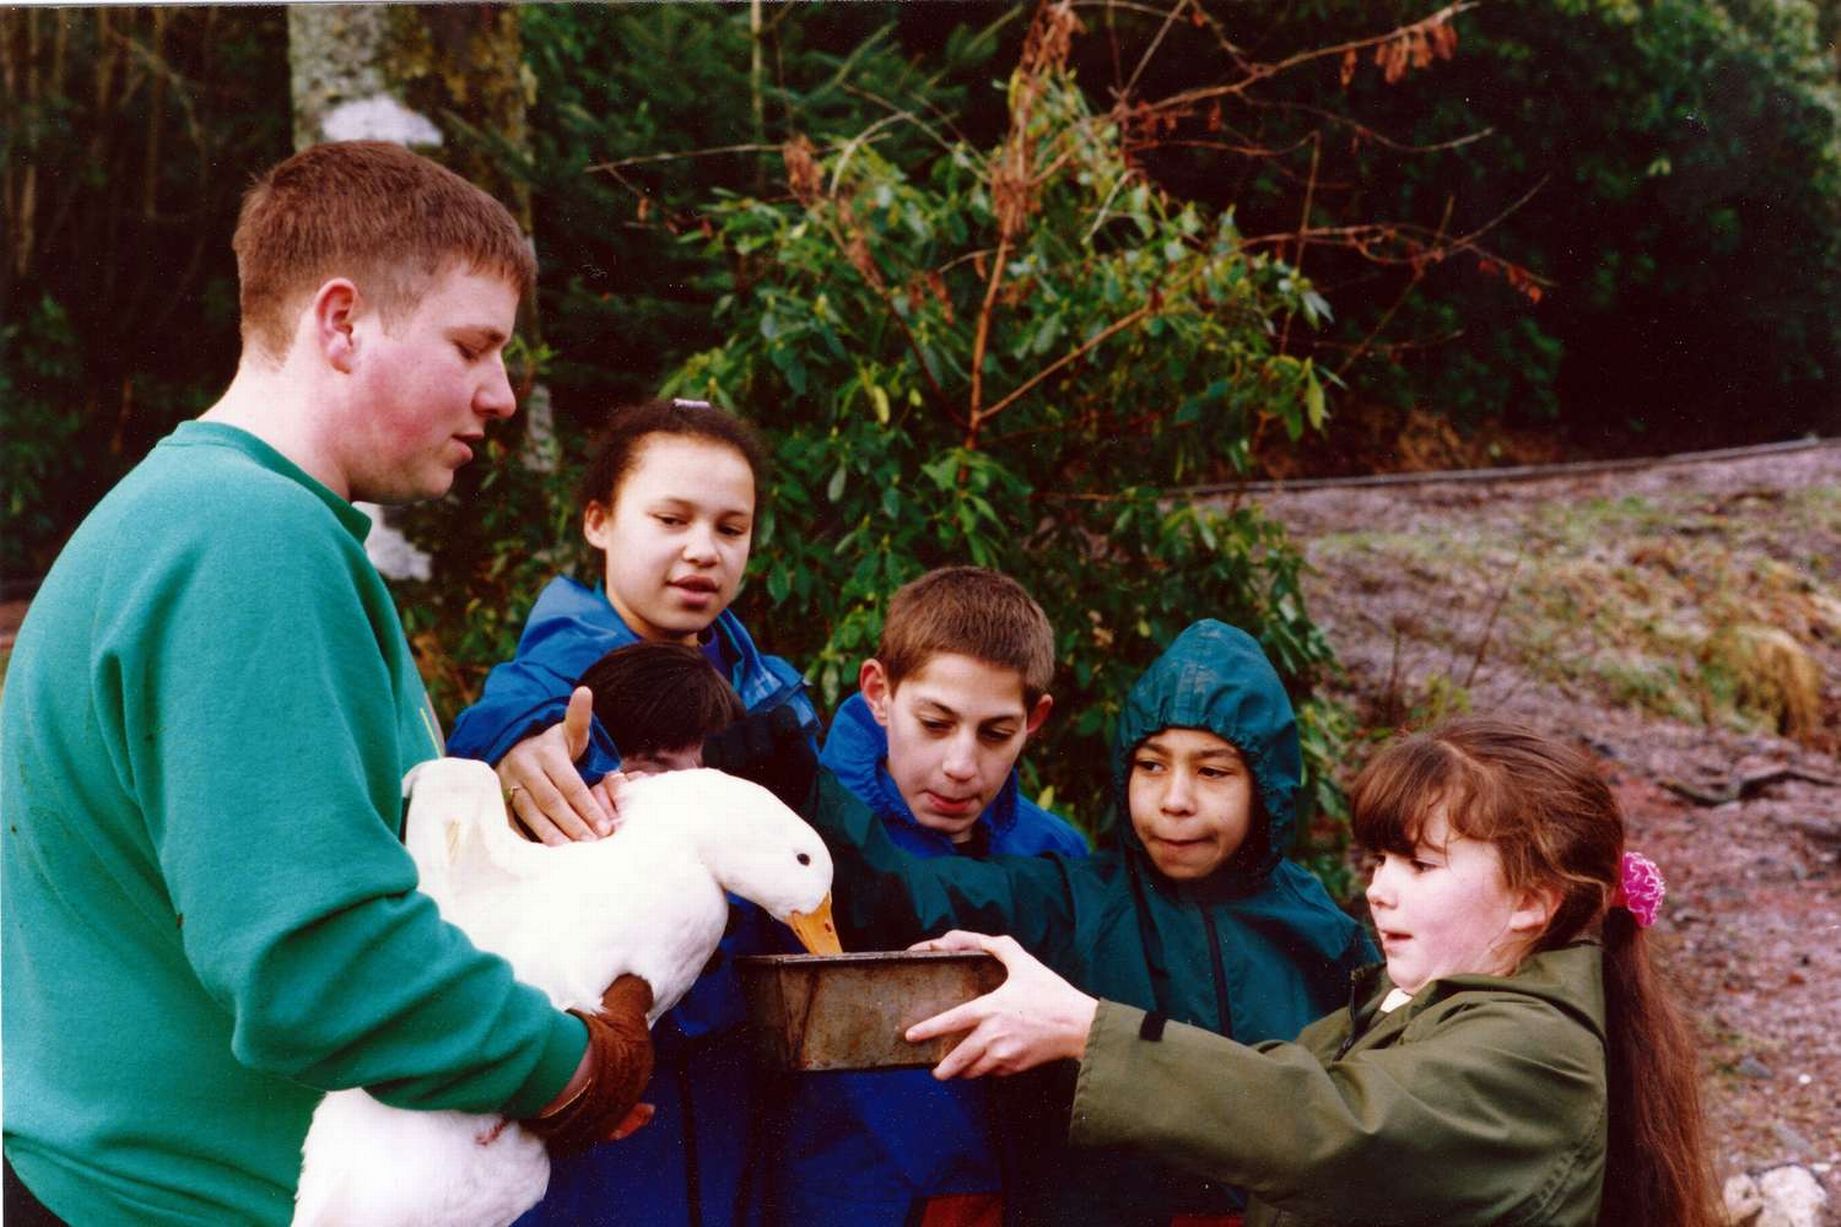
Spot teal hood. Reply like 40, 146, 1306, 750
1111, 619, 1302, 885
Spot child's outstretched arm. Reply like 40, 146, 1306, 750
1069, 986, 1605, 1223
908, 937, 1606, 1222
805, 770, 1081, 957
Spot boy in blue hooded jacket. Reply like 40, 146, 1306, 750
776, 619, 1377, 1226
773, 567, 1088, 1225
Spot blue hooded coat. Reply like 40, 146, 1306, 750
805, 620, 1377, 1225
446, 574, 819, 1227
767, 693, 1088, 1224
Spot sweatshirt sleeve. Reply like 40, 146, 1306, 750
1071, 997, 1605, 1224
806, 771, 1082, 959
105, 501, 582, 1118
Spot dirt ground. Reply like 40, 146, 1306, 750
1236, 440, 1841, 1212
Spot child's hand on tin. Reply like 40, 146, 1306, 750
905, 931, 1099, 1079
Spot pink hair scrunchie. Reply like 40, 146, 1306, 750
1610, 851, 1666, 928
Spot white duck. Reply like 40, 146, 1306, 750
293, 759, 840, 1227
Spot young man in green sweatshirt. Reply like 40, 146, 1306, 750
0, 141, 652, 1227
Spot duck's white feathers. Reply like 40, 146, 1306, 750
293, 761, 833, 1227
292, 1091, 550, 1227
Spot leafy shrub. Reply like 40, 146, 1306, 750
657, 7, 1347, 852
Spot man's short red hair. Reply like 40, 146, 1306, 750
233, 140, 535, 362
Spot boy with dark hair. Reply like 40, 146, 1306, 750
1, 141, 651, 1227
577, 641, 747, 777
521, 640, 791, 1227
772, 566, 1087, 1225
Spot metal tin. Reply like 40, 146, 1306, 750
736, 950, 1006, 1071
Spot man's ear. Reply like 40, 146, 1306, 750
1024, 693, 1053, 736
859, 659, 893, 727
583, 500, 612, 550
311, 279, 361, 373
1508, 882, 1561, 937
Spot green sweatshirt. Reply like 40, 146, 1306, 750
1072, 943, 1610, 1226
1, 423, 584, 1226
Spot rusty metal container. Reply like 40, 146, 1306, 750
737, 950, 1005, 1071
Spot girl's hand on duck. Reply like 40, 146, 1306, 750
904, 931, 1099, 1080
498, 687, 616, 843
588, 773, 629, 833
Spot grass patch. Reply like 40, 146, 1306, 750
1310, 483, 1840, 744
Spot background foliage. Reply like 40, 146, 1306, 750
661, 5, 1344, 854
1046, 0, 1841, 452
2, 8, 290, 581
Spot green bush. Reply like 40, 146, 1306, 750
658, 10, 1347, 853
1098, 0, 1841, 444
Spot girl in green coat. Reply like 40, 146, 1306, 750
803, 618, 1376, 1224
910, 717, 1721, 1227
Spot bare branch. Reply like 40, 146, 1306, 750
1124, 133, 1323, 161
841, 82, 962, 157
1278, 131, 1322, 354
980, 300, 1159, 424
1120, 0, 1185, 101
1143, 3, 1478, 111
587, 143, 784, 174
1245, 95, 1495, 156
1238, 169, 1555, 291
1331, 193, 1453, 379
831, 109, 920, 190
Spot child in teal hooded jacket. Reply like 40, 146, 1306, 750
799, 619, 1377, 1225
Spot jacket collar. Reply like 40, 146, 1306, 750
1341, 942, 1608, 1049
526, 575, 787, 706
820, 692, 1021, 844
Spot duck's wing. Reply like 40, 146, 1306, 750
401, 758, 534, 921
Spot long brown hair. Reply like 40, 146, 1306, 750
1351, 717, 1720, 1227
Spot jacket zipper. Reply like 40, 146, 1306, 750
1202, 908, 1232, 1037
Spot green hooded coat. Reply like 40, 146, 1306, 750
810, 619, 1377, 1224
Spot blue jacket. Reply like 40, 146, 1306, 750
767, 695, 1088, 1225
807, 621, 1378, 1225
449, 574, 818, 1227
517, 902, 784, 1227
447, 574, 820, 777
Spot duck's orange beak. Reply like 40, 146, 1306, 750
787, 894, 842, 955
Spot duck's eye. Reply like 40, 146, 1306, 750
797, 852, 811, 866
